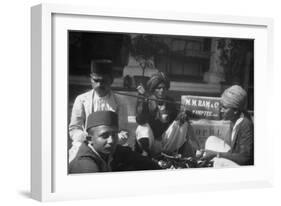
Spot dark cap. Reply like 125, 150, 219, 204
86, 111, 118, 131
90, 59, 113, 76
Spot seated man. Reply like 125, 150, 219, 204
135, 72, 199, 157
200, 85, 254, 167
69, 111, 160, 173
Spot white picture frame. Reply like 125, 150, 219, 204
31, 3, 274, 202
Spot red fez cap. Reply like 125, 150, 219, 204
90, 59, 113, 76
86, 111, 118, 131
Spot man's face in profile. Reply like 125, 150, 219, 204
90, 73, 112, 97
220, 102, 236, 121
88, 125, 118, 155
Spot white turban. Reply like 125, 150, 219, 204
221, 85, 247, 110
146, 72, 170, 92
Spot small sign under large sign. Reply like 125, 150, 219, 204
190, 119, 232, 148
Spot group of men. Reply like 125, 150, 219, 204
68, 59, 254, 173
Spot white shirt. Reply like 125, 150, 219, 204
92, 91, 118, 112
231, 113, 245, 143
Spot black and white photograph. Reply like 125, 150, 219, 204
67, 31, 254, 173
27, 1, 279, 203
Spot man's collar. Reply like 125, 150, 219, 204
87, 142, 113, 164
93, 89, 112, 99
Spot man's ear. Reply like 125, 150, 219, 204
233, 109, 241, 116
89, 76, 96, 86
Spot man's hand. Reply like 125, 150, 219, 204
195, 149, 204, 159
141, 151, 149, 157
175, 110, 189, 126
137, 84, 146, 95
200, 150, 218, 162
118, 130, 129, 146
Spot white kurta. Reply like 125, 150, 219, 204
68, 89, 128, 162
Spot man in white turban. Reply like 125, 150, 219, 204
222, 84, 247, 111
200, 85, 254, 167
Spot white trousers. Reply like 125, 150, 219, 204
205, 136, 239, 168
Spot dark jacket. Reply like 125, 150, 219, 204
221, 116, 254, 165
69, 142, 161, 174
69, 142, 109, 173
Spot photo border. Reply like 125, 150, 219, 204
31, 3, 274, 201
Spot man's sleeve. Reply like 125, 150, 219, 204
69, 158, 99, 174
136, 96, 150, 125
136, 124, 152, 140
220, 120, 254, 165
69, 95, 87, 142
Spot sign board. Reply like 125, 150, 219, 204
181, 95, 221, 120
190, 119, 232, 149
182, 95, 231, 149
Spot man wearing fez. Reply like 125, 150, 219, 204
201, 85, 254, 167
69, 59, 128, 162
69, 111, 160, 173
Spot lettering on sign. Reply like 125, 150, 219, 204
190, 120, 232, 148
181, 95, 221, 120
